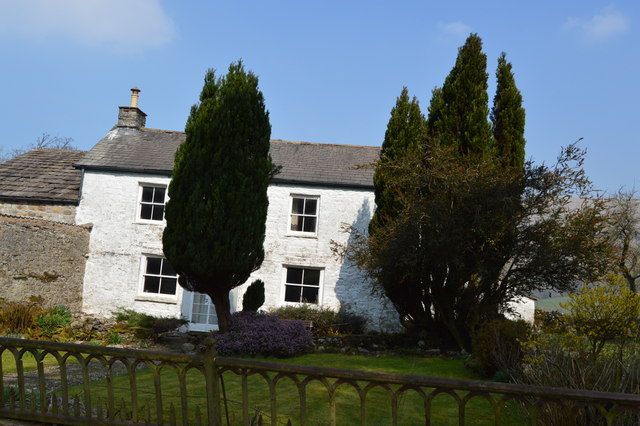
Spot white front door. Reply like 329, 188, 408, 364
189, 292, 218, 332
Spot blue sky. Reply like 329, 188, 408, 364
0, 1, 637, 192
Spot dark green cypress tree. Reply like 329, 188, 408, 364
425, 87, 444, 137
242, 279, 265, 312
491, 52, 526, 169
163, 62, 277, 332
426, 34, 492, 156
370, 87, 426, 232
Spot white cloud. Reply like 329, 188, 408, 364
438, 21, 472, 39
565, 6, 630, 42
0, 0, 175, 52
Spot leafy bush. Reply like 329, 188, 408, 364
515, 278, 640, 424
561, 276, 640, 358
242, 280, 265, 312
270, 305, 336, 336
113, 309, 187, 341
0, 296, 45, 334
216, 312, 313, 357
519, 334, 640, 424
471, 318, 531, 379
35, 305, 72, 338
106, 331, 124, 345
333, 310, 367, 335
533, 309, 566, 333
269, 305, 367, 337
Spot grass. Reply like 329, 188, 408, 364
1, 350, 60, 374
67, 353, 526, 425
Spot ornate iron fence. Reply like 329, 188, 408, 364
0, 336, 639, 425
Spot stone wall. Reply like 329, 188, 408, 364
76, 171, 185, 319
237, 182, 402, 332
0, 201, 76, 224
77, 169, 402, 332
0, 214, 90, 310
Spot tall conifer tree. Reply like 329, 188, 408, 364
370, 87, 426, 231
163, 62, 277, 332
491, 53, 526, 169
426, 34, 492, 156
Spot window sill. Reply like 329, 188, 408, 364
134, 220, 166, 227
286, 232, 318, 239
134, 295, 178, 305
281, 302, 322, 309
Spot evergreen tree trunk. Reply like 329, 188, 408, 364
209, 289, 232, 333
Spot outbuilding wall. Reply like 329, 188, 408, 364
0, 214, 89, 310
0, 201, 76, 224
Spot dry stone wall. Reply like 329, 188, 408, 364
0, 202, 76, 224
0, 214, 90, 310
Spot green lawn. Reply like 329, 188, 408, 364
1, 350, 60, 374
68, 353, 526, 425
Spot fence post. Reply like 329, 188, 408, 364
203, 340, 222, 426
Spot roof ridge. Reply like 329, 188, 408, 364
141, 129, 381, 149
142, 127, 185, 134
27, 148, 85, 152
271, 139, 381, 150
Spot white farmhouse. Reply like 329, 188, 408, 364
75, 90, 400, 331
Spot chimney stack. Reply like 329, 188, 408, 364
130, 87, 140, 108
117, 87, 146, 128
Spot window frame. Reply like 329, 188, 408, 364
136, 183, 168, 224
281, 265, 324, 306
136, 254, 180, 304
287, 194, 320, 237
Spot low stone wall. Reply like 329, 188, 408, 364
0, 214, 90, 310
0, 201, 76, 224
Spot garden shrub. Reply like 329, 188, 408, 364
242, 279, 265, 312
269, 305, 367, 337
516, 278, 640, 424
471, 318, 531, 379
113, 309, 187, 341
533, 309, 567, 334
519, 333, 640, 424
0, 296, 45, 334
561, 276, 640, 358
333, 309, 367, 335
270, 305, 337, 336
216, 312, 313, 357
105, 331, 124, 345
35, 305, 72, 338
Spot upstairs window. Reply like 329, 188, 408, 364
140, 185, 166, 221
284, 267, 321, 304
290, 196, 318, 233
142, 256, 178, 296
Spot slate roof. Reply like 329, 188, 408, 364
0, 149, 84, 204
270, 140, 378, 188
76, 127, 379, 189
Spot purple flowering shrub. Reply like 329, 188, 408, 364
216, 312, 313, 357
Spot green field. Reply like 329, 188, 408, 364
67, 353, 525, 425
1, 350, 60, 374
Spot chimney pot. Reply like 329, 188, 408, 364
130, 87, 140, 108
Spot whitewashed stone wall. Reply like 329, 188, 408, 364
238, 183, 400, 331
505, 296, 536, 323
75, 171, 187, 319
76, 171, 400, 330
76, 170, 533, 332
